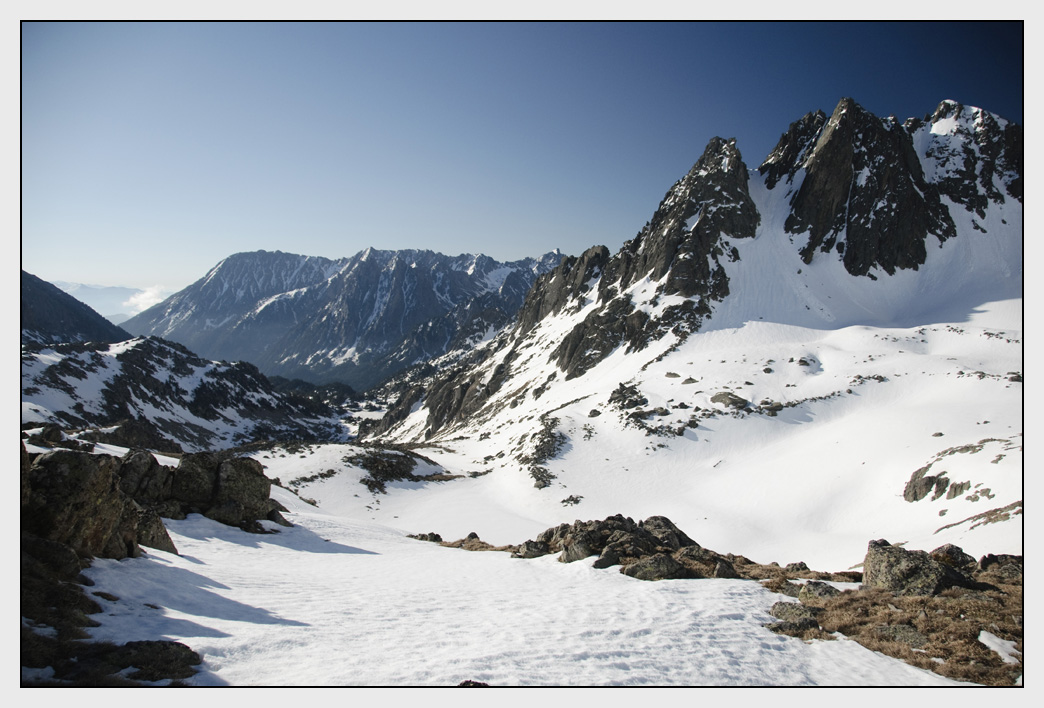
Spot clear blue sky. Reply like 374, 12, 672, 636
21, 21, 1024, 292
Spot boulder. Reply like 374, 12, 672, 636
862, 539, 972, 596
621, 553, 689, 581
118, 449, 173, 503
710, 391, 748, 409
559, 529, 599, 563
512, 540, 549, 558
23, 450, 145, 560
639, 515, 696, 550
670, 545, 739, 579
798, 580, 841, 605
171, 453, 219, 508
211, 457, 271, 521
930, 543, 977, 572
769, 601, 821, 624
593, 530, 660, 568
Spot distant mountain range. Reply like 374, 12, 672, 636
50, 281, 151, 325
122, 249, 564, 391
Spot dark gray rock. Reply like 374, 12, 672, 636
798, 580, 841, 605
621, 553, 689, 581
769, 601, 821, 624
862, 539, 972, 596
512, 539, 549, 559
670, 545, 738, 579
778, 98, 956, 276
930, 543, 977, 572
639, 515, 696, 550
170, 453, 219, 508
559, 530, 599, 563
710, 392, 749, 409
118, 449, 173, 503
22, 449, 178, 560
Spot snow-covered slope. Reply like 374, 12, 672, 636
359, 98, 1022, 571
21, 337, 346, 452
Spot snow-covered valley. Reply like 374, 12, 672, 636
24, 296, 1019, 687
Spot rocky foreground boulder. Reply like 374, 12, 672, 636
118, 448, 291, 532
23, 448, 176, 560
21, 444, 205, 685
514, 514, 740, 580
862, 539, 977, 596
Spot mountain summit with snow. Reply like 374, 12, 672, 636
122, 249, 563, 390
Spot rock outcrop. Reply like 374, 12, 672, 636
861, 539, 975, 596
513, 514, 739, 581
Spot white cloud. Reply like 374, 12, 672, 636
122, 286, 172, 314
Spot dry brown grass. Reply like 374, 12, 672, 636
789, 580, 1023, 686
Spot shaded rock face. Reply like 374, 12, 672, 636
773, 97, 957, 276
22, 449, 159, 560
20, 270, 131, 347
761, 97, 1021, 279
146, 451, 290, 531
862, 539, 973, 596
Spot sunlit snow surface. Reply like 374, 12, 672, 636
75, 302, 1021, 686
82, 493, 967, 687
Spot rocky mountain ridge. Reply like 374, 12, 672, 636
21, 270, 133, 346
21, 336, 346, 453
370, 98, 1022, 441
122, 248, 564, 391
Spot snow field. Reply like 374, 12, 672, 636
81, 494, 969, 686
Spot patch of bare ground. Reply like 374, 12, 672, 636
763, 571, 1022, 686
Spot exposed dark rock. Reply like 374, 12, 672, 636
710, 392, 749, 409
798, 580, 841, 605
23, 449, 151, 560
776, 98, 957, 276
511, 539, 550, 559
81, 419, 184, 455
930, 543, 977, 572
769, 601, 821, 624
862, 539, 973, 596
620, 552, 689, 581
639, 515, 696, 550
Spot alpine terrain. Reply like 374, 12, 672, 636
122, 249, 563, 391
21, 98, 1022, 686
